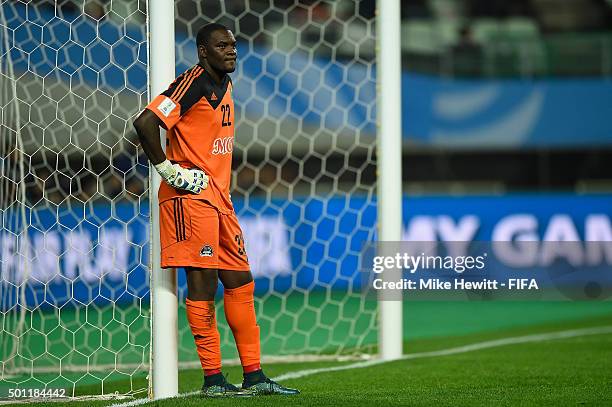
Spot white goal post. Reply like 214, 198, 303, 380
148, 0, 178, 400
376, 0, 404, 361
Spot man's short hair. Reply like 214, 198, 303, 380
196, 23, 229, 47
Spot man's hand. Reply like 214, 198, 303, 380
133, 111, 208, 193
154, 160, 209, 193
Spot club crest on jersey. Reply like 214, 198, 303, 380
211, 137, 233, 155
200, 245, 214, 257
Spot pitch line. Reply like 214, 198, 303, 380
109, 325, 612, 407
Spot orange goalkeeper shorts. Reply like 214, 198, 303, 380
159, 198, 250, 271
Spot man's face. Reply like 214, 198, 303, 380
200, 29, 237, 73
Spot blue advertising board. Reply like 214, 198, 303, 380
402, 75, 612, 148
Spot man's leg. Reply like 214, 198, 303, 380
185, 267, 249, 397
219, 270, 299, 395
219, 270, 260, 372
185, 267, 220, 375
217, 211, 298, 395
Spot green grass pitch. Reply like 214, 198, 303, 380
2, 301, 612, 406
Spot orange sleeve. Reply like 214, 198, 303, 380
145, 65, 205, 130
145, 94, 181, 130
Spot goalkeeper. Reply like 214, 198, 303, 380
133, 23, 298, 398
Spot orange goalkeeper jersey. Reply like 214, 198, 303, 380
146, 64, 235, 214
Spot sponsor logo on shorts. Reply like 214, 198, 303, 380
200, 245, 214, 257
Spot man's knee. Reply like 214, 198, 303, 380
219, 269, 253, 290
186, 268, 219, 301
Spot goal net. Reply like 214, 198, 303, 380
0, 0, 377, 399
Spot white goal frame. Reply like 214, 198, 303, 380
148, 0, 179, 400
376, 0, 403, 362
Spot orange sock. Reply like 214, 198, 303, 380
223, 281, 261, 371
185, 298, 221, 372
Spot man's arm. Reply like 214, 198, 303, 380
133, 109, 166, 165
133, 108, 209, 193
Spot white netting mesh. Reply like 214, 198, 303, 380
1, 0, 149, 398
0, 0, 377, 399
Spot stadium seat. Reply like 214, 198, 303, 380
428, 0, 465, 21
503, 17, 539, 40
268, 23, 298, 52
401, 20, 440, 53
471, 18, 501, 44
436, 20, 461, 48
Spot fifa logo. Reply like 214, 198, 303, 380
211, 137, 233, 155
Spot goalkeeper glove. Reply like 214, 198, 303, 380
154, 160, 209, 194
